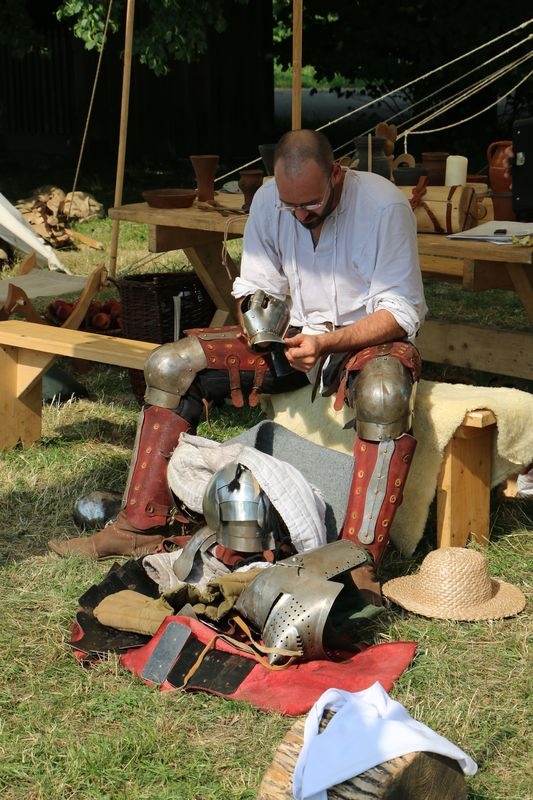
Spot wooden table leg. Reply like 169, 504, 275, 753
0, 346, 55, 449
183, 243, 237, 324
505, 262, 533, 323
436, 422, 496, 547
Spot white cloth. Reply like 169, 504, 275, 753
232, 169, 427, 340
167, 433, 327, 552
292, 682, 477, 800
517, 467, 533, 497
143, 551, 188, 594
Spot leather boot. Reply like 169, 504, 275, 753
342, 433, 417, 604
48, 510, 167, 559
48, 406, 193, 559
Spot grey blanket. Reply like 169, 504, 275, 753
229, 421, 354, 541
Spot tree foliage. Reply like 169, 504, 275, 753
273, 1, 532, 152
57, 0, 249, 75
0, 0, 248, 76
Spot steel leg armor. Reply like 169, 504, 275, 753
340, 342, 421, 566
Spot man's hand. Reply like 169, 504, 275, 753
283, 333, 323, 372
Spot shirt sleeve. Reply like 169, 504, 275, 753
231, 187, 290, 301
365, 202, 427, 339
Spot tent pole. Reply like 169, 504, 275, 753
108, 0, 135, 279
291, 0, 303, 130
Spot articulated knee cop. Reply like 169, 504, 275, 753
143, 325, 271, 410
339, 342, 422, 566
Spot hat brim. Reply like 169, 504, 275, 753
382, 575, 526, 621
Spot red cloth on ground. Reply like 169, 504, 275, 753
120, 615, 417, 716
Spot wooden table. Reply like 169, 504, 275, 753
109, 198, 533, 379
417, 233, 533, 380
109, 193, 248, 326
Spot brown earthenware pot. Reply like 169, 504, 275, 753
190, 154, 219, 203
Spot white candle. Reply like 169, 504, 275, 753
445, 155, 468, 186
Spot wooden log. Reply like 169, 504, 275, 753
257, 711, 466, 800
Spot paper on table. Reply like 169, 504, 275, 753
447, 220, 533, 244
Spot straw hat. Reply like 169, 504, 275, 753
382, 547, 526, 621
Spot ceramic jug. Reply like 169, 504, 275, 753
421, 152, 449, 185
353, 136, 391, 179
487, 140, 512, 194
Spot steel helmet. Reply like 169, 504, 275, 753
203, 462, 276, 552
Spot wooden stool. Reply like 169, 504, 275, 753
257, 712, 466, 800
437, 409, 496, 547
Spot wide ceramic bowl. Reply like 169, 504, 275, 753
142, 188, 197, 208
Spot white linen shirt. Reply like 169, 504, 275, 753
232, 168, 427, 341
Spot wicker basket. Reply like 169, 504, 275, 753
116, 272, 216, 403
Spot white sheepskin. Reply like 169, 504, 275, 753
264, 379, 533, 555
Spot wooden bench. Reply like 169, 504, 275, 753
0, 320, 159, 450
0, 319, 499, 549
437, 408, 496, 548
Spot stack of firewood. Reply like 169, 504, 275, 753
16, 186, 104, 250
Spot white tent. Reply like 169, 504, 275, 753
0, 192, 68, 273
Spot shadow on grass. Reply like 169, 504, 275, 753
0, 454, 129, 565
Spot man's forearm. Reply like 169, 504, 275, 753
315, 310, 407, 356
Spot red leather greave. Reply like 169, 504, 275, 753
123, 406, 193, 530
341, 433, 417, 564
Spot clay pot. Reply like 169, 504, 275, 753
421, 152, 449, 185
353, 136, 391, 179
190, 154, 219, 203
487, 140, 512, 194
238, 169, 264, 211
393, 166, 428, 186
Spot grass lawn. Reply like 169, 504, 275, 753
0, 212, 531, 799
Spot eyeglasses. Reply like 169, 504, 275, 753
277, 178, 331, 213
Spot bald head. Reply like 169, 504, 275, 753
274, 130, 334, 179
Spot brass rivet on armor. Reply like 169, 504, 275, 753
259, 359, 265, 365
390, 494, 397, 503
130, 499, 137, 505
358, 470, 364, 478
153, 423, 160, 430
378, 534, 384, 542
351, 511, 358, 519
395, 478, 402, 487
210, 357, 216, 363
360, 443, 367, 452
355, 487, 362, 495
403, 454, 410, 462
348, 527, 355, 534
145, 447, 152, 454
382, 520, 389, 527
207, 344, 214, 350
248, 359, 254, 365
141, 461, 147, 469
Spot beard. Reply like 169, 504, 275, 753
298, 185, 335, 230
